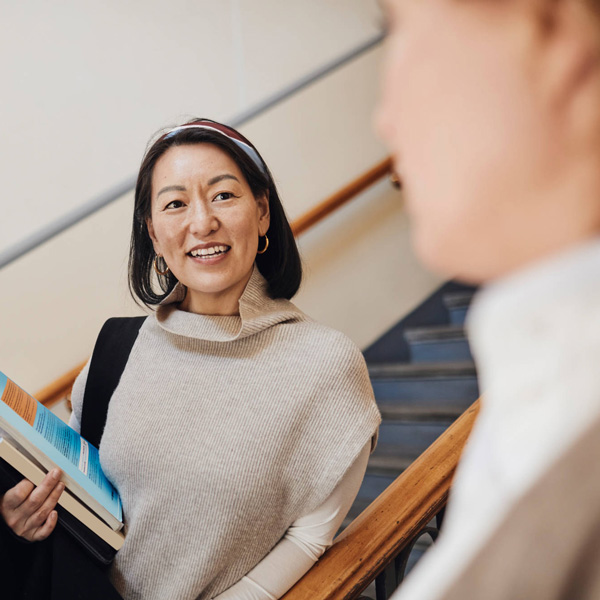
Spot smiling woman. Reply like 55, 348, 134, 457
0, 118, 380, 600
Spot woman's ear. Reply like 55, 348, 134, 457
146, 218, 161, 255
257, 192, 271, 236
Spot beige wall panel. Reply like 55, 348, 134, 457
0, 1, 381, 255
240, 47, 387, 222
0, 193, 143, 393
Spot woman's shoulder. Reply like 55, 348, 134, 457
278, 310, 367, 368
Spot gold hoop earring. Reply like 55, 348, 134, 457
153, 255, 170, 276
257, 235, 269, 255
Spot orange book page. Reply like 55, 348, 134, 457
1, 379, 37, 426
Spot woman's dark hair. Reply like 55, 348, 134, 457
128, 118, 302, 307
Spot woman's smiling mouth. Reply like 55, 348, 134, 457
188, 245, 231, 259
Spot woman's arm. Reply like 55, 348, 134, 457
213, 440, 371, 600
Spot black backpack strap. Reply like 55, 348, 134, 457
81, 316, 147, 447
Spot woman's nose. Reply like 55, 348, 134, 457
187, 201, 219, 237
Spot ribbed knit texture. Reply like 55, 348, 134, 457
71, 267, 380, 600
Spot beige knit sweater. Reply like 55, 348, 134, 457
70, 267, 380, 600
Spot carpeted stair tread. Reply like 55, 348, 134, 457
369, 360, 476, 379
378, 402, 469, 421
442, 291, 476, 309
404, 325, 467, 342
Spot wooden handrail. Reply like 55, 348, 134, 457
35, 361, 87, 407
35, 157, 394, 407
291, 157, 393, 236
281, 399, 481, 600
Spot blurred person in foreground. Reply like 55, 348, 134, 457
376, 0, 600, 599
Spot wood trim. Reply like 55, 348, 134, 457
290, 157, 393, 236
35, 361, 87, 407
281, 399, 481, 600
37, 158, 394, 407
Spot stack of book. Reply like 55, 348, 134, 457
0, 371, 124, 556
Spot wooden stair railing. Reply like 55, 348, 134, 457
291, 157, 393, 236
281, 399, 481, 600
35, 361, 87, 408
35, 156, 394, 407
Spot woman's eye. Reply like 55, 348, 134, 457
214, 192, 234, 202
165, 200, 184, 210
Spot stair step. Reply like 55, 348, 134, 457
363, 281, 477, 364
448, 307, 469, 326
374, 420, 452, 459
366, 454, 412, 475
355, 472, 396, 501
404, 325, 472, 362
369, 361, 476, 378
378, 402, 468, 422
404, 325, 466, 342
443, 290, 476, 309
444, 290, 476, 325
369, 361, 479, 403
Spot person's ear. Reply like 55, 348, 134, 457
530, 0, 600, 113
146, 218, 162, 255
257, 192, 271, 237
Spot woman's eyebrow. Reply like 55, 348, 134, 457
207, 173, 240, 186
157, 184, 186, 198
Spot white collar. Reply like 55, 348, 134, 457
465, 236, 600, 494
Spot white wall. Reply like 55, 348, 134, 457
0, 5, 442, 396
0, 0, 382, 255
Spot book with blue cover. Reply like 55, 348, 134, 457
0, 370, 123, 532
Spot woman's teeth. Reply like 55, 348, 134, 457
189, 245, 229, 257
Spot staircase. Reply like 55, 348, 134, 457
342, 282, 479, 580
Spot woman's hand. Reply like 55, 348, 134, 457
0, 468, 65, 541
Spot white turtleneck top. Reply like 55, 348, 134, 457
69, 267, 380, 600
391, 238, 600, 600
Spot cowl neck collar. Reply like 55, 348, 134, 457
155, 266, 306, 342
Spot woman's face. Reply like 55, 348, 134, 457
147, 143, 270, 315
376, 0, 571, 282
